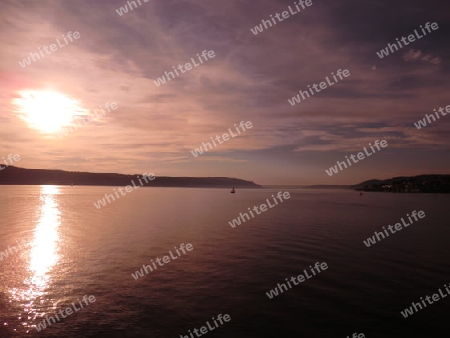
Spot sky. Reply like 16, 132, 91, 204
0, 0, 449, 185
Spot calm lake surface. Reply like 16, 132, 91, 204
0, 186, 449, 337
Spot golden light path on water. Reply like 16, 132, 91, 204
7, 185, 61, 332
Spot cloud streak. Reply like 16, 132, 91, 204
0, 0, 449, 184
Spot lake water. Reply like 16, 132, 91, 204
0, 186, 449, 337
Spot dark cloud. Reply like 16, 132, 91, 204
0, 0, 448, 184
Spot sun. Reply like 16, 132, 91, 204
12, 89, 87, 133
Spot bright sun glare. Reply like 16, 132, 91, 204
13, 89, 86, 133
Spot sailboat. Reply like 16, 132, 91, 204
231, 186, 235, 194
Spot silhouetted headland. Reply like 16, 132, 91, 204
352, 175, 450, 193
265, 176, 450, 193
0, 166, 261, 188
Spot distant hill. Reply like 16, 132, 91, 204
0, 166, 261, 188
262, 185, 351, 189
305, 185, 351, 189
352, 175, 450, 193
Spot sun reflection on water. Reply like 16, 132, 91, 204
30, 185, 61, 280
7, 185, 61, 332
